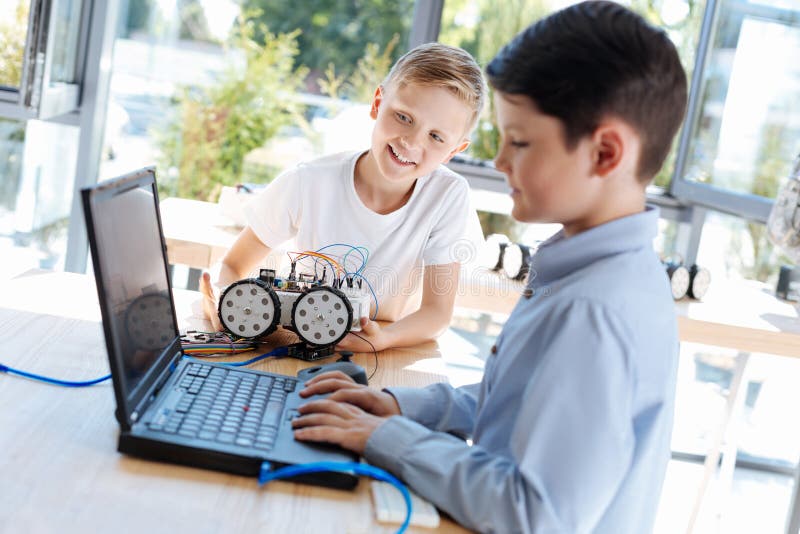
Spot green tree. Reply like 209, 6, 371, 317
241, 0, 412, 94
0, 1, 29, 87
157, 15, 308, 201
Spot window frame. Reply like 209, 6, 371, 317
0, 0, 87, 121
669, 0, 800, 225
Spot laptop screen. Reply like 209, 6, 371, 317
83, 168, 180, 411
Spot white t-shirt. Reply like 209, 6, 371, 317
244, 150, 482, 321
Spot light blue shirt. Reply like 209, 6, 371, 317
364, 207, 679, 533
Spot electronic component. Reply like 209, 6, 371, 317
218, 269, 370, 347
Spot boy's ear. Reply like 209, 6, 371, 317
591, 123, 626, 178
369, 86, 384, 120
442, 140, 471, 163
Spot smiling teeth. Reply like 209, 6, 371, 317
390, 145, 415, 164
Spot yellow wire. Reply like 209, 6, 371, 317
288, 250, 344, 274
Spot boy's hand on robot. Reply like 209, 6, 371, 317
199, 272, 223, 332
336, 317, 387, 352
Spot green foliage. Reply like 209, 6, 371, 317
156, 15, 308, 201
0, 1, 28, 87
318, 34, 399, 103
241, 0, 412, 84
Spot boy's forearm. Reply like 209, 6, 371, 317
214, 261, 248, 288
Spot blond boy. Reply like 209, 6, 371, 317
201, 43, 485, 351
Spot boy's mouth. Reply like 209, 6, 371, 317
387, 144, 416, 166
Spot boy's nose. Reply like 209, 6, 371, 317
494, 152, 510, 175
401, 129, 424, 149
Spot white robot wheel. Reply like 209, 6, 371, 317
218, 279, 281, 339
291, 286, 353, 347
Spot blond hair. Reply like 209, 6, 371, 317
383, 42, 486, 134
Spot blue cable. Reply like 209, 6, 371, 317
0, 346, 286, 388
345, 271, 379, 320
185, 346, 287, 367
342, 247, 369, 274
259, 461, 412, 534
0, 363, 110, 387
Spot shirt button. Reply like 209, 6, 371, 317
491, 345, 497, 355
522, 288, 533, 299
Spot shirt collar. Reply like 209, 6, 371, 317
527, 205, 660, 288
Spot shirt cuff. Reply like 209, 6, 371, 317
364, 416, 433, 475
384, 385, 446, 428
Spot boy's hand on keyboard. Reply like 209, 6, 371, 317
299, 372, 401, 417
199, 272, 222, 332
292, 398, 387, 454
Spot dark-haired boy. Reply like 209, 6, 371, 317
292, 2, 688, 532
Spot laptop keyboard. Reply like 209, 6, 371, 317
147, 362, 298, 451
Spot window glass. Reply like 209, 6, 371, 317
439, 0, 705, 188
681, 0, 800, 199
664, 342, 800, 533
103, 0, 413, 202
697, 210, 787, 283
0, 118, 77, 277
0, 0, 30, 90
49, 0, 83, 84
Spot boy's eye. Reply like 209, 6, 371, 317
510, 141, 529, 148
430, 133, 444, 143
396, 112, 411, 124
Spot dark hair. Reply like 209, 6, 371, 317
486, 0, 688, 181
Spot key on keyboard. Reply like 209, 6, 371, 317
151, 363, 298, 451
370, 480, 440, 528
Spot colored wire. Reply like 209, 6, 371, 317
0, 363, 110, 387
315, 243, 369, 274
182, 346, 255, 356
258, 461, 411, 534
289, 251, 343, 275
349, 331, 379, 381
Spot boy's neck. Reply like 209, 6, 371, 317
354, 150, 419, 215
563, 185, 647, 238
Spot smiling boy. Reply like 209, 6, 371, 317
201, 43, 485, 351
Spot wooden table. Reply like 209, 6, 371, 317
0, 271, 468, 533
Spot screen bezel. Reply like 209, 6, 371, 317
81, 167, 183, 430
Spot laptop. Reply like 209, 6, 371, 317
82, 167, 358, 489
